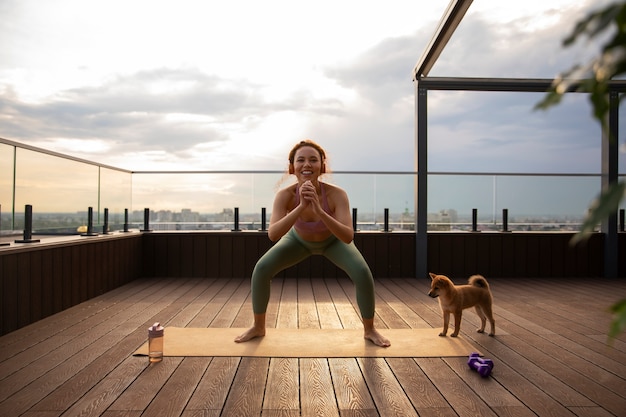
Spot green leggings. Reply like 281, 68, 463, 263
251, 228, 376, 319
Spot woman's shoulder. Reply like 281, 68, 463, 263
275, 183, 297, 202
322, 181, 344, 191
279, 183, 297, 194
322, 182, 348, 199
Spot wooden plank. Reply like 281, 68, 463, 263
450, 234, 465, 277
1, 279, 186, 414
268, 277, 293, 330
1, 253, 17, 334
29, 250, 43, 324
220, 357, 269, 416
418, 357, 497, 417
192, 234, 206, 277
232, 234, 246, 278
299, 278, 319, 329
244, 233, 261, 278
313, 279, 343, 329
388, 234, 403, 277
300, 358, 339, 417
154, 234, 169, 277
263, 357, 299, 411
180, 235, 194, 277
206, 235, 220, 278
143, 357, 210, 416
488, 234, 503, 277
186, 356, 240, 412
501, 234, 515, 277
142, 233, 155, 277
1, 276, 626, 417
51, 247, 64, 314
385, 358, 450, 412
309, 254, 324, 278
329, 358, 376, 413
539, 235, 552, 278
358, 357, 418, 417
17, 253, 31, 329
436, 234, 450, 274
70, 245, 81, 305
475, 234, 491, 274
196, 279, 245, 328
168, 234, 181, 277
373, 234, 388, 279
464, 233, 478, 275
218, 235, 233, 278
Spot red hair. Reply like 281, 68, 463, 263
288, 139, 327, 174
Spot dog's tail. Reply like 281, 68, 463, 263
469, 274, 489, 289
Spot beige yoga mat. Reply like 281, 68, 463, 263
133, 328, 481, 358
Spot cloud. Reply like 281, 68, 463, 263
0, 0, 618, 177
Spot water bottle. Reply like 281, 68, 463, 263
148, 322, 164, 363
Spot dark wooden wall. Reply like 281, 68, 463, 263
140, 232, 416, 280
428, 232, 609, 278
0, 234, 142, 336
1, 230, 623, 336
140, 231, 614, 281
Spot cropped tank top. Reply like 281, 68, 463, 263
294, 182, 333, 233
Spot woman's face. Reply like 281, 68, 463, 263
292, 146, 323, 181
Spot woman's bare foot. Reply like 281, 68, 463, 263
364, 328, 391, 347
362, 317, 390, 347
234, 326, 265, 343
235, 313, 267, 343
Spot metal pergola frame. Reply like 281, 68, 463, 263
413, 0, 625, 278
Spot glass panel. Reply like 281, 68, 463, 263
0, 143, 14, 234
428, 174, 598, 231
129, 172, 415, 231
331, 173, 415, 231
14, 148, 99, 234
131, 173, 284, 230
99, 167, 132, 232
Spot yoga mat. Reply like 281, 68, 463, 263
133, 328, 481, 358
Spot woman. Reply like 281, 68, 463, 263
235, 139, 390, 347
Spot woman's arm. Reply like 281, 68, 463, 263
303, 183, 354, 243
319, 187, 354, 243
267, 187, 303, 242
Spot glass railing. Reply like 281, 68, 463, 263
1, 138, 625, 236
1, 139, 132, 236
427, 173, 606, 231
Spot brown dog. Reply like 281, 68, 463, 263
428, 273, 495, 337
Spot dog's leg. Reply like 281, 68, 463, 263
474, 306, 487, 333
450, 310, 462, 337
440, 311, 450, 336
483, 304, 496, 336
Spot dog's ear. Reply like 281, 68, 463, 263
429, 272, 436, 280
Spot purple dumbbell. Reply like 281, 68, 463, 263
468, 352, 494, 377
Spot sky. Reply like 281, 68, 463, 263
1, 0, 618, 173
1, 0, 624, 218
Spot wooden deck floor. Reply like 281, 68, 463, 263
0, 276, 625, 416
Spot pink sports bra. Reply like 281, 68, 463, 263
294, 182, 333, 233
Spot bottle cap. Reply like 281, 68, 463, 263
148, 322, 164, 337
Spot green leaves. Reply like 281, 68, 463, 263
609, 299, 626, 340
563, 3, 624, 47
536, 2, 626, 341
536, 3, 626, 127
